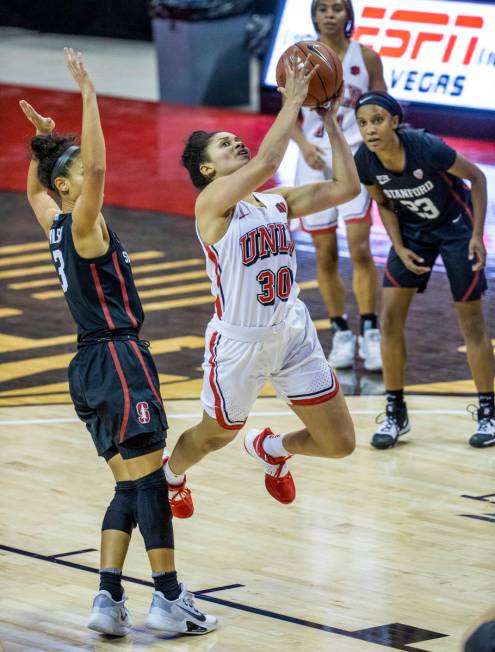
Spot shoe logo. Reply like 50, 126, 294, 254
377, 175, 391, 185
413, 168, 424, 179
452, 214, 462, 223
136, 401, 150, 424
178, 605, 206, 622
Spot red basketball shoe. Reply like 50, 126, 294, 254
244, 428, 295, 504
163, 456, 194, 519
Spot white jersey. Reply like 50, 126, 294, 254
301, 40, 369, 152
198, 191, 300, 328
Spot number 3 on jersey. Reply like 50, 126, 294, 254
257, 266, 293, 305
53, 249, 68, 292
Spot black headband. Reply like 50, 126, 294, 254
50, 145, 80, 190
355, 91, 403, 122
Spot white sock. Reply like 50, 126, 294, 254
164, 459, 185, 487
262, 432, 290, 459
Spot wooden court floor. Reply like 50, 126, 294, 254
1, 394, 493, 652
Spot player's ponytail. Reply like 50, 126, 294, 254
30, 133, 78, 192
181, 130, 219, 190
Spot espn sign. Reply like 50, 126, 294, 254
354, 0, 495, 109
263, 0, 495, 111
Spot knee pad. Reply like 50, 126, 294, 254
135, 468, 174, 550
102, 480, 137, 535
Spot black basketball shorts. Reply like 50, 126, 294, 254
68, 338, 168, 461
383, 212, 487, 302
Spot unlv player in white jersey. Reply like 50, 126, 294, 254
162, 56, 360, 517
292, 0, 386, 372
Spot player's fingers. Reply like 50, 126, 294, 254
411, 265, 431, 275
304, 63, 319, 82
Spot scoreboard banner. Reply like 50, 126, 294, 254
263, 0, 495, 112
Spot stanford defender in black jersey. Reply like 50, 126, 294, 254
20, 48, 217, 637
354, 91, 494, 450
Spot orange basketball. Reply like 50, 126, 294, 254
275, 40, 343, 108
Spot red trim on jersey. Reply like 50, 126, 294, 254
439, 171, 474, 223
290, 378, 340, 406
129, 340, 163, 406
205, 246, 223, 318
384, 262, 401, 287
107, 341, 130, 442
460, 270, 480, 302
112, 251, 138, 329
208, 331, 244, 430
90, 264, 116, 331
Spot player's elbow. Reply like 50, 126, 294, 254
339, 180, 361, 204
85, 164, 106, 177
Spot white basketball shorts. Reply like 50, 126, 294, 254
201, 299, 340, 430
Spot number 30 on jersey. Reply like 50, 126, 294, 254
257, 266, 293, 305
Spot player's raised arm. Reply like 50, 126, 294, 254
19, 101, 60, 236
65, 48, 106, 236
196, 56, 316, 220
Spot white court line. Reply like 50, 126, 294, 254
0, 409, 471, 426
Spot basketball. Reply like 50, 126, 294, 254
275, 40, 343, 108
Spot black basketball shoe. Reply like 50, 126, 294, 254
468, 405, 495, 448
371, 402, 410, 449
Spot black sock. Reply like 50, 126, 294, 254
386, 389, 405, 407
478, 392, 494, 413
99, 569, 124, 601
360, 313, 378, 335
153, 570, 180, 601
331, 316, 350, 332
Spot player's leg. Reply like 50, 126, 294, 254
441, 219, 493, 446
344, 199, 381, 371
311, 229, 358, 369
164, 330, 261, 516
119, 442, 217, 635
87, 450, 136, 636
370, 286, 415, 449
166, 412, 240, 477
244, 302, 355, 504
371, 234, 436, 449
164, 412, 241, 518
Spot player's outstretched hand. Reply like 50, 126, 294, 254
65, 47, 95, 93
19, 100, 55, 135
397, 247, 431, 275
468, 235, 486, 271
278, 54, 318, 107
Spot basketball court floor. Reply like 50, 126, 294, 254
0, 29, 494, 652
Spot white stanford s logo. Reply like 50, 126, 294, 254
136, 401, 151, 424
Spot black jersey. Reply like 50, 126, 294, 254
354, 128, 472, 230
48, 213, 144, 340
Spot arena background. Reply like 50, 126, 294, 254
0, 1, 494, 651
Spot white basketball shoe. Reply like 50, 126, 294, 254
145, 583, 218, 635
358, 328, 383, 371
87, 590, 132, 636
328, 330, 356, 369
